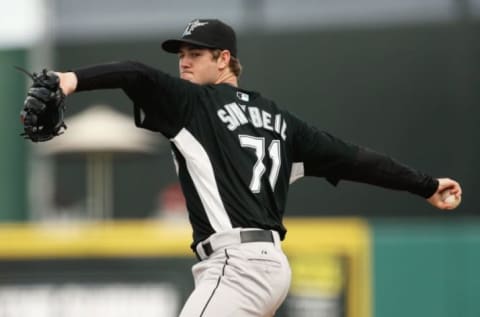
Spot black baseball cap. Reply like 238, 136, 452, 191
162, 19, 238, 57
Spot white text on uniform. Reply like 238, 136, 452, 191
217, 103, 287, 140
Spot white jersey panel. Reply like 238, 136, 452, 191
289, 162, 305, 184
172, 128, 233, 232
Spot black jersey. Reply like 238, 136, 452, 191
74, 61, 438, 248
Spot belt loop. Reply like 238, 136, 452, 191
271, 230, 281, 248
195, 242, 207, 260
202, 241, 213, 256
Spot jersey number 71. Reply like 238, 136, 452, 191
239, 135, 281, 193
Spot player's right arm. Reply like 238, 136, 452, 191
55, 61, 199, 138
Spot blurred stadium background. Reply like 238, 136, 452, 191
1, 0, 479, 316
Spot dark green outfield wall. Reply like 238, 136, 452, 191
373, 218, 480, 317
0, 50, 28, 220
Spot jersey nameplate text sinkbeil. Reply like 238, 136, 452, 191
217, 102, 287, 140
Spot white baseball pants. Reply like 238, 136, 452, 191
179, 229, 291, 317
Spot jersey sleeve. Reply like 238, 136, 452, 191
73, 61, 198, 138
287, 112, 438, 198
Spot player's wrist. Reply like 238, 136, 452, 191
56, 72, 77, 96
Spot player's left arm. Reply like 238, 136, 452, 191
287, 113, 462, 210
340, 147, 462, 210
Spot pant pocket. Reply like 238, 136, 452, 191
247, 257, 282, 268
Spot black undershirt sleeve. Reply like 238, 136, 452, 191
72, 61, 196, 138
328, 146, 439, 198
74, 61, 157, 92
289, 113, 438, 198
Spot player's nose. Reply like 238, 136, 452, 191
179, 56, 192, 69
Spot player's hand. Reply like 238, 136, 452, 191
427, 178, 462, 210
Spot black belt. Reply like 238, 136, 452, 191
198, 230, 274, 259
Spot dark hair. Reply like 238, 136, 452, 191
211, 49, 242, 78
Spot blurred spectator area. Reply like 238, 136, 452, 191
52, 0, 480, 42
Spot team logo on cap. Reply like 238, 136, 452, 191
183, 19, 208, 36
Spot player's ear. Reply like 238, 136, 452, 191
217, 50, 231, 70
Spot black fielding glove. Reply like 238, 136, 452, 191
18, 67, 67, 142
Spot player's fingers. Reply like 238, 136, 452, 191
436, 178, 459, 192
429, 197, 449, 210
446, 180, 462, 196
438, 197, 458, 210
450, 188, 462, 197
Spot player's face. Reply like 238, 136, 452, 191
178, 46, 220, 84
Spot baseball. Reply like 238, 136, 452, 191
441, 190, 461, 209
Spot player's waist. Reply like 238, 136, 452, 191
195, 228, 281, 261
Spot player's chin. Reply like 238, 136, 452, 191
180, 73, 195, 82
